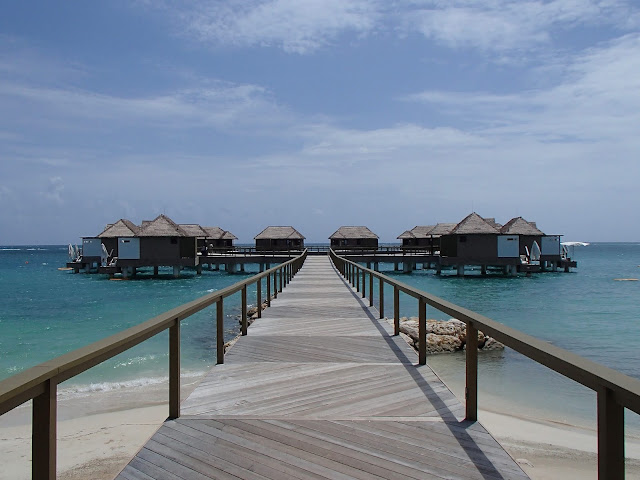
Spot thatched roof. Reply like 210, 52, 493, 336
483, 217, 503, 230
255, 226, 305, 240
202, 226, 237, 240
138, 214, 188, 237
397, 226, 435, 240
98, 219, 139, 238
329, 226, 378, 240
500, 217, 544, 236
179, 224, 209, 237
429, 223, 457, 236
451, 213, 499, 235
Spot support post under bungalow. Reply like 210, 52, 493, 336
216, 299, 224, 364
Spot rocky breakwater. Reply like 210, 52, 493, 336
398, 317, 504, 354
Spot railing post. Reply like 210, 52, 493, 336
362, 270, 366, 298
379, 278, 384, 319
33, 379, 56, 480
241, 285, 247, 335
217, 299, 224, 364
465, 321, 478, 421
356, 267, 360, 292
393, 286, 400, 335
257, 278, 262, 319
369, 271, 373, 306
169, 320, 180, 419
598, 387, 624, 479
273, 270, 278, 298
267, 273, 271, 307
418, 297, 427, 365
279, 267, 283, 292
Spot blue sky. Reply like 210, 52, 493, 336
1, 1, 639, 244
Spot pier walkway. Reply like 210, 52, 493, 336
116, 256, 528, 480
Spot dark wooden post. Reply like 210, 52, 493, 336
169, 320, 180, 419
279, 267, 283, 292
33, 379, 56, 480
418, 298, 426, 365
257, 278, 262, 319
273, 270, 277, 298
356, 267, 360, 292
379, 278, 384, 319
393, 286, 400, 335
267, 273, 271, 307
217, 299, 224, 364
369, 271, 373, 306
598, 387, 624, 479
362, 270, 366, 298
465, 321, 478, 421
241, 285, 247, 336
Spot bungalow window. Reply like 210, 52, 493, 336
459, 236, 467, 243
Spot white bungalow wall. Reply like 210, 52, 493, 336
118, 237, 141, 259
82, 238, 102, 257
541, 236, 561, 255
497, 235, 519, 257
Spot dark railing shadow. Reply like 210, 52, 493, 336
329, 260, 507, 480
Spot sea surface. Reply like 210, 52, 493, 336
1, 243, 639, 433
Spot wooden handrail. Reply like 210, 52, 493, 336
0, 250, 307, 480
329, 249, 638, 479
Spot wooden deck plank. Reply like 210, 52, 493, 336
116, 256, 528, 480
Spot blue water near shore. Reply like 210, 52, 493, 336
0, 245, 264, 392
375, 242, 640, 431
1, 243, 639, 431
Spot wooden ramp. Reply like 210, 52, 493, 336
117, 257, 528, 480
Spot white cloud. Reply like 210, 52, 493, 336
404, 34, 640, 143
401, 0, 639, 53
42, 176, 65, 205
174, 0, 380, 53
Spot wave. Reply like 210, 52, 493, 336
58, 370, 207, 398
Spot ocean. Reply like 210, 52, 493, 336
1, 243, 639, 433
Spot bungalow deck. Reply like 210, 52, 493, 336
116, 257, 528, 480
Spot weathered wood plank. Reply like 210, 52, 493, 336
116, 256, 528, 480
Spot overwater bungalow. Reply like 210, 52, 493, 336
439, 213, 520, 274
500, 217, 544, 258
96, 219, 140, 265
397, 226, 435, 250
202, 226, 237, 250
255, 226, 305, 251
329, 226, 379, 249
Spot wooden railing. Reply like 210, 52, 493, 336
0, 250, 307, 480
330, 249, 640, 479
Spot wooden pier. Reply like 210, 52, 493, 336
116, 256, 528, 479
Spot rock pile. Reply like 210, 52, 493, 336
397, 317, 504, 354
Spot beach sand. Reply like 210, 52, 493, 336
2, 386, 640, 479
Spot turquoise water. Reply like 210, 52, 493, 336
0, 246, 269, 391
372, 242, 640, 430
1, 243, 639, 431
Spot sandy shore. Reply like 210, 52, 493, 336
3, 389, 640, 479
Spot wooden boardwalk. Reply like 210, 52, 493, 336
116, 257, 528, 480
